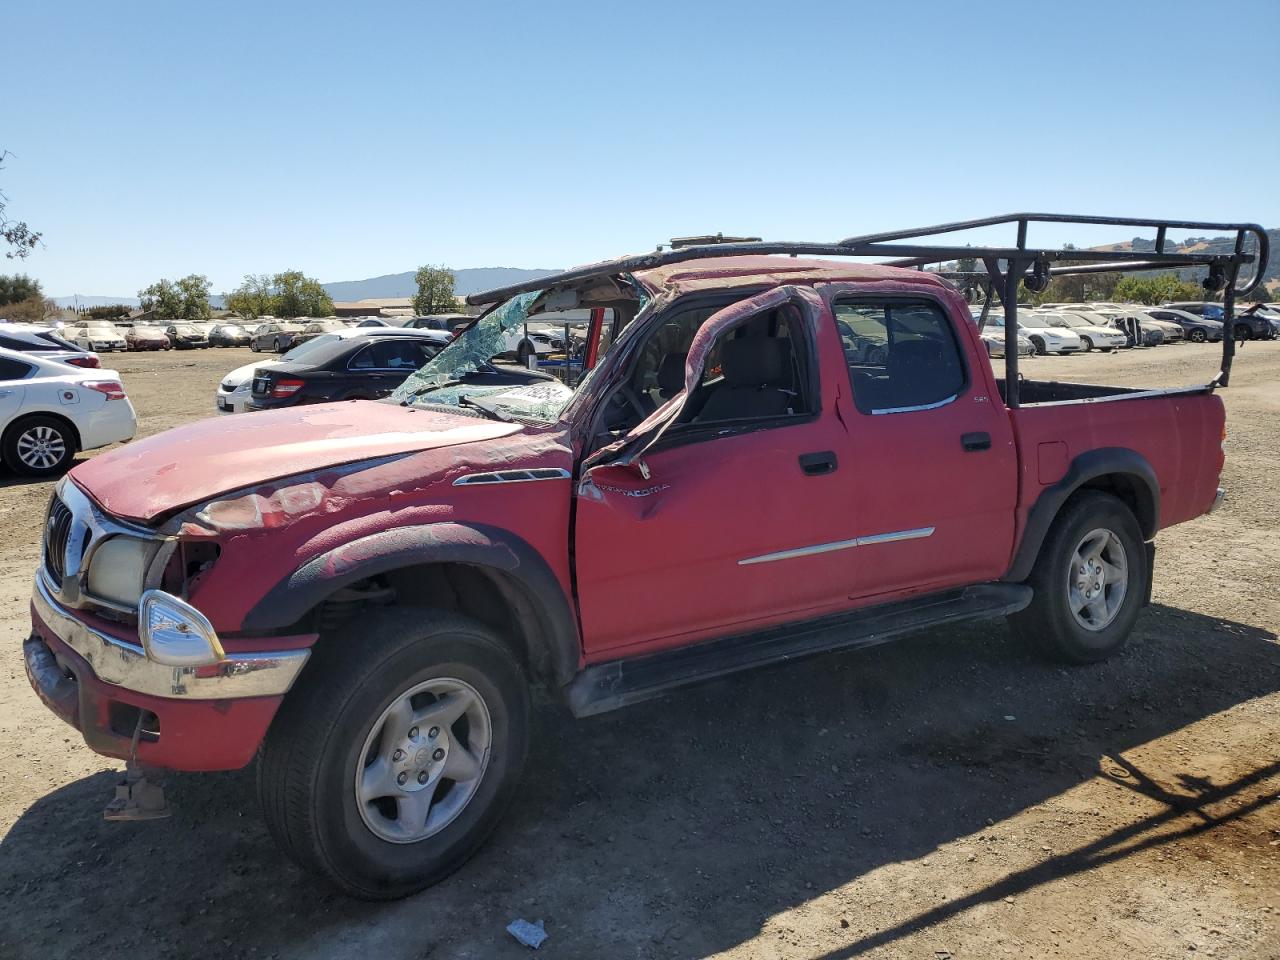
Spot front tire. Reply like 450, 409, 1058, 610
1008, 491, 1146, 664
257, 609, 530, 900
3, 414, 77, 477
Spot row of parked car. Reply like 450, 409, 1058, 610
48, 318, 255, 352
973, 300, 1280, 357
249, 313, 565, 363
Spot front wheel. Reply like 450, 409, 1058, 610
257, 609, 530, 900
1009, 491, 1146, 664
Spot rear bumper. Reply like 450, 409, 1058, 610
78, 399, 137, 451
26, 576, 311, 771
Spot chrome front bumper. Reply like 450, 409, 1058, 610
31, 574, 309, 700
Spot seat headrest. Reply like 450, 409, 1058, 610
658, 352, 686, 397
721, 337, 789, 387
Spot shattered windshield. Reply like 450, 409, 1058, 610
389, 291, 575, 422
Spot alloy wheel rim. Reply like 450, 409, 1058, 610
354, 677, 492, 844
16, 425, 67, 469
1067, 527, 1128, 632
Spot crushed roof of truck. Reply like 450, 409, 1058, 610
630, 256, 951, 296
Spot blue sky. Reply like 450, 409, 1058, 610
6, 0, 1278, 297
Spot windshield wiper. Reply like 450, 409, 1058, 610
401, 379, 462, 404
457, 394, 513, 422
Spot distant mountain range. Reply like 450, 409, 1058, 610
53, 266, 562, 310
321, 267, 561, 302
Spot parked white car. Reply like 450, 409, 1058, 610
0, 348, 137, 477
69, 321, 128, 352
1031, 311, 1128, 352
985, 313, 1084, 354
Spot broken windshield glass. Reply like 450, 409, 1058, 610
390, 291, 577, 421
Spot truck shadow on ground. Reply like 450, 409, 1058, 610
2, 603, 1277, 959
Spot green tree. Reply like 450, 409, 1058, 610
225, 273, 275, 319
412, 264, 457, 315
139, 274, 211, 320
0, 273, 42, 306
1113, 273, 1203, 305
175, 274, 212, 320
1, 150, 41, 260
86, 304, 131, 320
271, 270, 333, 318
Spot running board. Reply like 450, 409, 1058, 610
566, 583, 1032, 718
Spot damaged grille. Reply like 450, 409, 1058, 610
43, 495, 73, 583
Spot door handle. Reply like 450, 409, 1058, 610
961, 431, 992, 452
799, 451, 838, 476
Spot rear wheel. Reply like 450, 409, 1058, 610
1009, 491, 1146, 664
2, 414, 77, 477
257, 609, 530, 900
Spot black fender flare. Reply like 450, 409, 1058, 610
1004, 447, 1159, 583
241, 522, 580, 687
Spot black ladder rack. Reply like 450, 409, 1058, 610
465, 213, 1269, 400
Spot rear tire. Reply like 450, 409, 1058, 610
1008, 491, 1146, 664
257, 609, 530, 900
2, 414, 78, 478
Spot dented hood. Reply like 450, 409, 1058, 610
70, 401, 522, 523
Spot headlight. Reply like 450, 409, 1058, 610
139, 590, 224, 666
86, 535, 160, 606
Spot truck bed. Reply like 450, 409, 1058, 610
994, 378, 1213, 405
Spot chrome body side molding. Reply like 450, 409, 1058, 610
738, 526, 935, 566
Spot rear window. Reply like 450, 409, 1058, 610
835, 299, 967, 414
0, 334, 39, 351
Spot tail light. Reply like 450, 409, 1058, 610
67, 356, 101, 368
83, 380, 127, 401
270, 378, 306, 398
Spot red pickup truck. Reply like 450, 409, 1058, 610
24, 214, 1265, 898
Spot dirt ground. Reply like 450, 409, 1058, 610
0, 342, 1277, 960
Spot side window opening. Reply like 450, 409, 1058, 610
837, 299, 966, 414
595, 298, 816, 438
